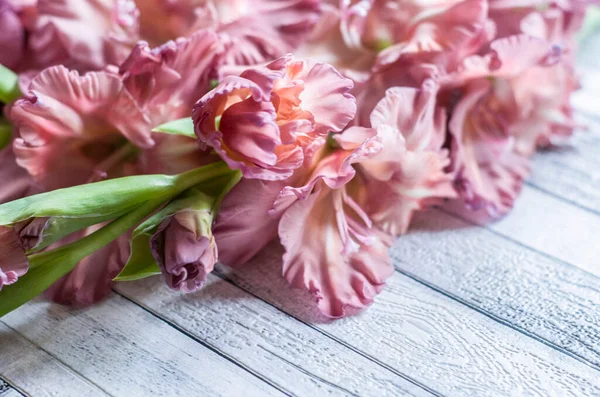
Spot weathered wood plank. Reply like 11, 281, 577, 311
116, 275, 432, 397
216, 249, 600, 397
443, 185, 600, 276
392, 208, 600, 368
2, 296, 284, 397
0, 322, 107, 397
0, 379, 22, 397
527, 114, 600, 214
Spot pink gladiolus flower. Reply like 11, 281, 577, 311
134, 0, 320, 65
19, 0, 140, 72
193, 54, 357, 180
338, 0, 492, 69
358, 81, 457, 235
206, 0, 322, 65
151, 208, 218, 293
135, 0, 213, 46
294, 3, 375, 82
277, 127, 393, 317
9, 66, 152, 190
442, 35, 559, 216
489, 7, 581, 155
120, 30, 222, 123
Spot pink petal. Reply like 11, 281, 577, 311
279, 188, 393, 318
138, 134, 220, 175
45, 234, 130, 306
377, 0, 489, 67
10, 66, 152, 189
213, 178, 288, 266
136, 0, 217, 46
28, 0, 140, 71
273, 127, 382, 213
288, 59, 357, 134
448, 79, 531, 216
369, 81, 446, 151
120, 30, 221, 123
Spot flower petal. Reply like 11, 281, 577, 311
45, 234, 129, 306
213, 178, 287, 266
28, 0, 140, 70
279, 188, 393, 318
10, 66, 152, 189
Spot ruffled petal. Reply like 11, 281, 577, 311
360, 84, 456, 235
279, 188, 393, 318
10, 66, 152, 189
28, 0, 140, 71
120, 30, 222, 122
287, 59, 357, 134
376, 0, 489, 67
136, 0, 217, 46
214, 0, 321, 65
448, 79, 530, 216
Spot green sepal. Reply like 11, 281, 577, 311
152, 118, 196, 139
114, 171, 242, 282
0, 64, 20, 104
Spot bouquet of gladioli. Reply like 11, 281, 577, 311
0, 0, 595, 318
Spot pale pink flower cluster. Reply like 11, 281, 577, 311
0, 0, 592, 316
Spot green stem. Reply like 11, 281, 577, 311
0, 199, 163, 317
0, 64, 20, 104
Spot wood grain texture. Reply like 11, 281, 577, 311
0, 322, 107, 397
2, 297, 284, 397
0, 379, 22, 397
116, 276, 432, 397
392, 209, 600, 368
215, 248, 600, 397
0, 388, 22, 397
527, 114, 600, 214
443, 185, 600, 276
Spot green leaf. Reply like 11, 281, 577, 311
0, 162, 232, 226
0, 119, 12, 151
115, 171, 242, 282
152, 118, 196, 139
0, 64, 20, 104
0, 199, 164, 317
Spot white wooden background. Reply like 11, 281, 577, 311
1, 35, 599, 397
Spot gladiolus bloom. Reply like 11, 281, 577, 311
193, 54, 357, 180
